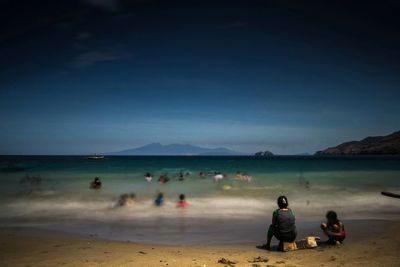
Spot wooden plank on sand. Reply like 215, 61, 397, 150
381, 191, 400, 199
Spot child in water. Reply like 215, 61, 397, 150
178, 194, 188, 208
144, 172, 152, 182
117, 193, 136, 207
90, 177, 102, 189
158, 174, 170, 184
321, 210, 346, 245
155, 192, 164, 206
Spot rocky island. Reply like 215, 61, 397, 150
254, 150, 274, 157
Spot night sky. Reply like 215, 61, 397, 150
1, 0, 400, 155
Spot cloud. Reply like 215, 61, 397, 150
76, 31, 92, 40
217, 21, 248, 30
82, 0, 120, 11
71, 50, 129, 68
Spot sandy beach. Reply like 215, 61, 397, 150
2, 0, 400, 265
1, 219, 399, 267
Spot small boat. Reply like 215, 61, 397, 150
381, 191, 400, 199
87, 155, 105, 160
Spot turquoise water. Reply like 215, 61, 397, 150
0, 156, 399, 244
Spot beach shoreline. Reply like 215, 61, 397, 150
1, 219, 399, 267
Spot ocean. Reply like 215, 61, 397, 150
0, 156, 399, 244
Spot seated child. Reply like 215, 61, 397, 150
321, 210, 346, 245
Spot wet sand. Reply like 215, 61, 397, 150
0, 220, 399, 267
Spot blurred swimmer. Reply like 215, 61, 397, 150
177, 194, 188, 208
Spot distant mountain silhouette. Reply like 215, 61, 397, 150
107, 143, 246, 156
316, 130, 400, 155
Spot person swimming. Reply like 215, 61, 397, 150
321, 210, 346, 245
178, 172, 185, 181
117, 193, 136, 207
158, 174, 170, 184
235, 171, 242, 180
259, 196, 297, 251
144, 172, 152, 182
177, 194, 188, 208
213, 172, 224, 182
234, 171, 252, 182
242, 174, 252, 183
155, 192, 164, 206
90, 177, 102, 189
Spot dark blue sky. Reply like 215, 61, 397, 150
1, 0, 400, 154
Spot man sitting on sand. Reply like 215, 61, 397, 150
321, 210, 346, 245
259, 196, 297, 251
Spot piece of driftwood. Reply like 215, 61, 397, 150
381, 191, 400, 199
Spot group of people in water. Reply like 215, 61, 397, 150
144, 171, 191, 184
259, 195, 346, 251
144, 171, 252, 183
89, 170, 251, 208
153, 193, 188, 208
89, 176, 189, 208
91, 170, 251, 188
116, 192, 188, 208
